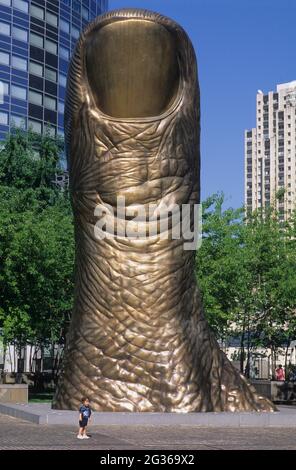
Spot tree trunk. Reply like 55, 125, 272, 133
284, 341, 290, 381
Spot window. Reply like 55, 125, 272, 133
0, 21, 10, 35
29, 90, 42, 105
12, 26, 28, 42
82, 7, 89, 20
0, 51, 9, 65
59, 73, 67, 87
72, 26, 80, 39
0, 0, 11, 6
30, 32, 44, 48
30, 4, 44, 20
73, 0, 81, 13
45, 67, 57, 82
29, 119, 42, 133
11, 114, 26, 128
29, 61, 43, 77
45, 39, 57, 54
0, 81, 9, 102
44, 95, 56, 110
11, 84, 27, 100
58, 101, 64, 113
12, 55, 27, 71
60, 19, 70, 34
59, 46, 69, 60
46, 11, 58, 27
0, 111, 8, 125
13, 0, 28, 13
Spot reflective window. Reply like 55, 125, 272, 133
45, 67, 57, 82
0, 21, 10, 36
28, 119, 42, 133
0, 0, 11, 6
0, 81, 9, 102
11, 114, 26, 128
46, 11, 58, 27
29, 90, 42, 105
30, 4, 44, 20
73, 0, 80, 13
29, 61, 43, 77
13, 0, 28, 13
60, 19, 70, 34
71, 26, 80, 39
59, 46, 69, 60
12, 55, 27, 71
0, 51, 10, 65
44, 95, 56, 110
82, 7, 89, 20
11, 84, 27, 100
0, 111, 8, 125
59, 73, 67, 87
30, 32, 44, 48
12, 26, 28, 42
91, 0, 97, 12
45, 39, 57, 54
58, 101, 65, 113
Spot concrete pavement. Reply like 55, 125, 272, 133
0, 414, 295, 450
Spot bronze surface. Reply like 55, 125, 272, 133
53, 9, 275, 412
85, 20, 179, 118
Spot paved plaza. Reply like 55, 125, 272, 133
0, 413, 295, 450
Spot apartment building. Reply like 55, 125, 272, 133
245, 80, 296, 219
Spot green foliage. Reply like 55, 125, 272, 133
0, 130, 74, 363
196, 193, 245, 337
196, 195, 296, 375
0, 127, 64, 190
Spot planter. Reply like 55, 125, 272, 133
0, 384, 28, 403
251, 379, 296, 402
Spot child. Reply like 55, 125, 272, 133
77, 397, 92, 439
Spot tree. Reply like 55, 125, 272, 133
196, 193, 246, 343
196, 195, 296, 378
1, 202, 74, 375
235, 206, 296, 377
0, 129, 74, 376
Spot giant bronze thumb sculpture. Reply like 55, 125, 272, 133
53, 9, 274, 412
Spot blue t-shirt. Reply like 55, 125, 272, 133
79, 405, 91, 419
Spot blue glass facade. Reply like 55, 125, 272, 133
0, 0, 108, 140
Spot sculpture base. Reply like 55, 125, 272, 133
4, 403, 296, 428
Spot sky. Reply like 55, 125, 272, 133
109, 0, 296, 208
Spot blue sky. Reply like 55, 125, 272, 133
109, 0, 296, 207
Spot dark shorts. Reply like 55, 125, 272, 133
79, 418, 88, 428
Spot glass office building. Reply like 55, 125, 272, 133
0, 0, 108, 140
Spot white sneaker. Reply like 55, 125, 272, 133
82, 434, 90, 439
77, 434, 84, 439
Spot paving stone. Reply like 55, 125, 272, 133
0, 414, 296, 450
